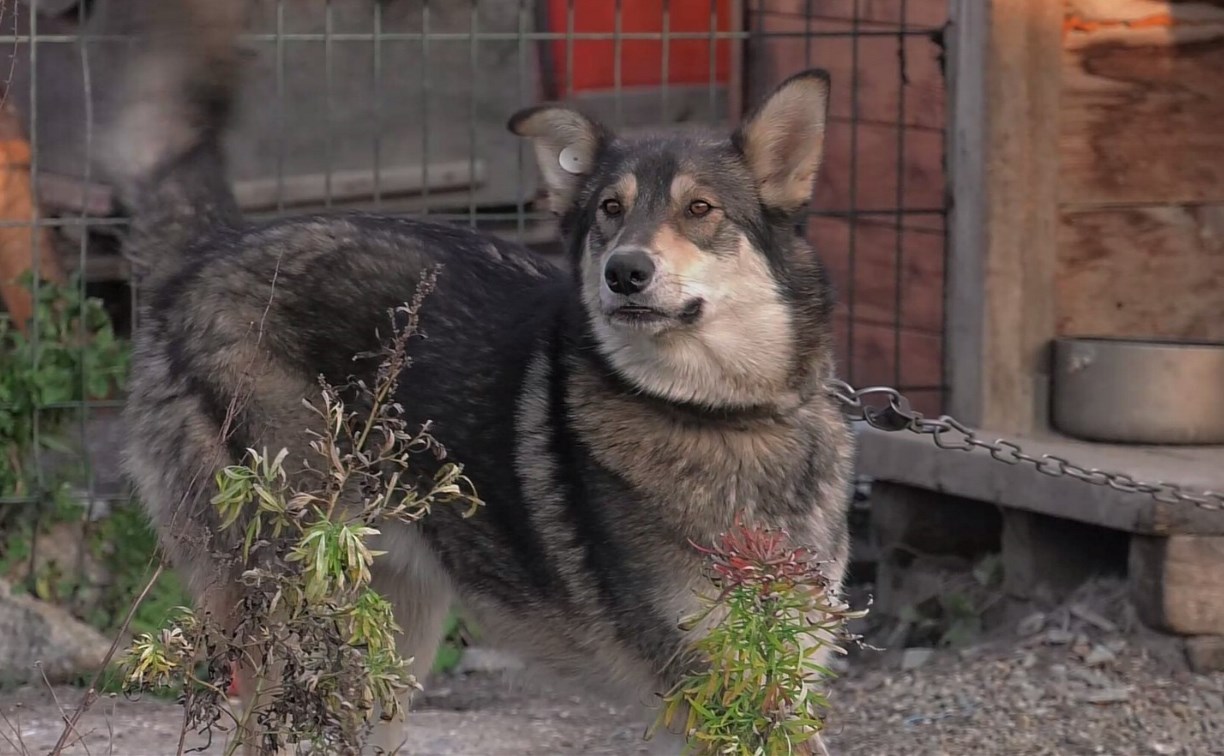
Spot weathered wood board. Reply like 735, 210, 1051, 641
747, 0, 950, 415
752, 0, 948, 27
1061, 3, 1224, 207
1130, 535, 1224, 635
748, 5, 947, 229
944, 0, 1063, 431
752, 11, 946, 131
1067, 0, 1224, 25
1057, 1, 1224, 341
811, 216, 945, 333
1058, 205, 1224, 340
816, 119, 945, 227
830, 314, 944, 416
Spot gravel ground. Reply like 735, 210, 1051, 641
825, 635, 1224, 756
3, 589, 1222, 755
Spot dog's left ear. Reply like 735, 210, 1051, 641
508, 106, 609, 214
733, 69, 830, 213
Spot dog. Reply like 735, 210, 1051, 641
96, 1, 854, 752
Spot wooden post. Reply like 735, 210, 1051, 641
944, 0, 1063, 432
1130, 535, 1224, 636
0, 106, 64, 331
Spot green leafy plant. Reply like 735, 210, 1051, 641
89, 504, 191, 637
0, 272, 128, 498
658, 520, 865, 755
894, 553, 1004, 650
0, 274, 180, 640
118, 272, 483, 754
433, 613, 471, 674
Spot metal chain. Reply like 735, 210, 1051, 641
828, 379, 1224, 512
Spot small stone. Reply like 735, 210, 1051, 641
1083, 645, 1117, 667
1069, 604, 1118, 633
1082, 686, 1132, 704
1017, 611, 1046, 636
1150, 743, 1177, 755
1069, 665, 1110, 688
901, 647, 935, 671
958, 644, 989, 661
0, 578, 111, 685
1044, 628, 1075, 645
1021, 684, 1044, 703
1185, 636, 1224, 674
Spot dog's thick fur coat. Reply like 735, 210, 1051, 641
99, 1, 855, 752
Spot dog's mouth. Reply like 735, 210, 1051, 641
606, 299, 705, 329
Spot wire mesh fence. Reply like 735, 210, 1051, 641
0, 0, 947, 635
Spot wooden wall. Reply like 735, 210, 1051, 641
1059, 0, 1224, 341
748, 1, 949, 416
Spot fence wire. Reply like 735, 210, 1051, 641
0, 0, 947, 624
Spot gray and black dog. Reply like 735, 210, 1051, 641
97, 1, 854, 752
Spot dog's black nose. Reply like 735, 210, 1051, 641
604, 249, 656, 295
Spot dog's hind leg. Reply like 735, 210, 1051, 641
365, 528, 454, 755
192, 582, 290, 756
233, 659, 292, 756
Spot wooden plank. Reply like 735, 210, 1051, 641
752, 12, 947, 227
59, 253, 130, 284
870, 482, 1002, 617
232, 161, 486, 211
13, 1, 543, 212
1001, 510, 1127, 602
753, 13, 947, 130
945, 0, 1063, 432
34, 174, 115, 217
836, 320, 942, 391
1057, 205, 1224, 340
1067, 0, 1224, 24
857, 426, 1224, 536
1130, 535, 1224, 635
831, 315, 943, 415
1061, 20, 1224, 207
754, 0, 949, 27
815, 119, 945, 227
812, 217, 945, 333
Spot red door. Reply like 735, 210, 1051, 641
547, 0, 733, 93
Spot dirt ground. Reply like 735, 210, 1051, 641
3, 582, 1223, 756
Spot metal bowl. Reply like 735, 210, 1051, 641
1051, 337, 1224, 444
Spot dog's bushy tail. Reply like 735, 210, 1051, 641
92, 0, 247, 273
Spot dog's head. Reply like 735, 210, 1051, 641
509, 70, 835, 411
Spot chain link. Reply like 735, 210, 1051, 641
828, 379, 1224, 512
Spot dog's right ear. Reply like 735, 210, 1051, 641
508, 106, 608, 213
734, 69, 831, 214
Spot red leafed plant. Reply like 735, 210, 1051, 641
657, 516, 866, 755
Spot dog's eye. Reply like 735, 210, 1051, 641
601, 198, 623, 217
688, 200, 713, 217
